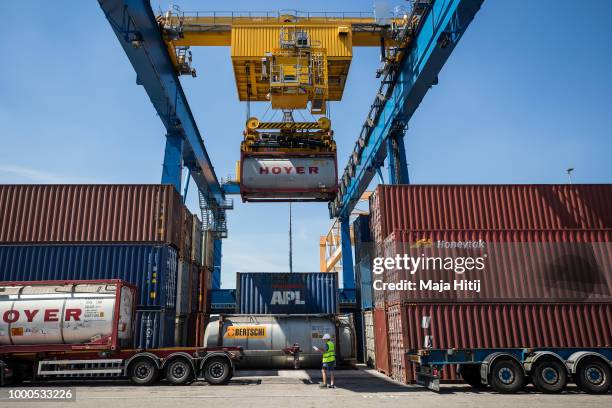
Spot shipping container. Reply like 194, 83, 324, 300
236, 272, 338, 314
357, 257, 374, 309
373, 308, 390, 375
187, 312, 209, 347
377, 229, 612, 305
180, 211, 193, 262
0, 245, 178, 309
363, 310, 376, 368
191, 214, 203, 265
0, 185, 185, 249
353, 215, 374, 310
134, 309, 176, 349
370, 184, 612, 244
202, 230, 215, 270
240, 152, 338, 201
176, 260, 200, 315
383, 302, 612, 384
197, 266, 212, 314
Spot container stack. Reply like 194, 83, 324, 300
353, 215, 375, 367
0, 184, 210, 349
367, 184, 612, 384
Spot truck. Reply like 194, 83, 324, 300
406, 316, 612, 394
0, 280, 242, 386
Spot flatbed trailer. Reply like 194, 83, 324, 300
0, 345, 243, 386
407, 347, 612, 394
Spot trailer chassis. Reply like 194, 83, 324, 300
408, 347, 612, 394
0, 346, 243, 387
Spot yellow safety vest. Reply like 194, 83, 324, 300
322, 340, 336, 363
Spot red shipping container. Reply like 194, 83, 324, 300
187, 312, 210, 347
383, 302, 612, 384
197, 266, 212, 314
369, 185, 612, 244
0, 184, 185, 249
373, 308, 390, 375
377, 229, 612, 305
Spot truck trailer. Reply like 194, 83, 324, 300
0, 280, 242, 386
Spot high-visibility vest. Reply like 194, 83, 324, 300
322, 340, 336, 363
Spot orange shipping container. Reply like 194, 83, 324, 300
0, 184, 185, 249
369, 184, 612, 245
383, 303, 612, 384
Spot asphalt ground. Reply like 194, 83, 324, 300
2, 367, 610, 408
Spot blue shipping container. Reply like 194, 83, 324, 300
236, 272, 338, 314
0, 245, 178, 309
358, 256, 374, 310
134, 309, 176, 349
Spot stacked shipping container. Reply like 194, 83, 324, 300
0, 184, 211, 349
368, 184, 612, 384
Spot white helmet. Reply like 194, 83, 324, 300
323, 333, 331, 340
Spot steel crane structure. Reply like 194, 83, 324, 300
97, 0, 483, 289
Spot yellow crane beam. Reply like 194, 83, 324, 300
158, 12, 404, 104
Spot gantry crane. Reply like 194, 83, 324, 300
98, 0, 484, 288
155, 9, 407, 202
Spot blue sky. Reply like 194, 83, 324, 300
1, 1, 611, 288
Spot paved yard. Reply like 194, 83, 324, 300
2, 367, 610, 408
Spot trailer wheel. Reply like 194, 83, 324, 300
490, 359, 525, 394
458, 364, 486, 389
164, 358, 194, 385
128, 358, 159, 386
531, 359, 567, 393
203, 357, 231, 385
575, 358, 611, 394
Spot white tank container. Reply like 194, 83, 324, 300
203, 314, 355, 368
240, 155, 337, 200
0, 282, 134, 346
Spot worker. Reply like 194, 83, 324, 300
313, 333, 336, 388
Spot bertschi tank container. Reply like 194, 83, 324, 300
0, 185, 186, 250
369, 184, 612, 244
240, 152, 338, 201
0, 245, 178, 309
236, 272, 339, 314
203, 314, 355, 368
0, 280, 135, 350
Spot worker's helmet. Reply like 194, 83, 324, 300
323, 333, 331, 340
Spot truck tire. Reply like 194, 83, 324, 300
128, 358, 159, 386
458, 364, 486, 389
575, 358, 611, 394
164, 358, 194, 385
531, 359, 567, 393
489, 359, 525, 394
203, 357, 231, 385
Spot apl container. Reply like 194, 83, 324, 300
0, 185, 186, 249
0, 280, 136, 350
203, 314, 355, 368
0, 245, 178, 309
240, 152, 338, 201
236, 272, 339, 314
369, 184, 612, 244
